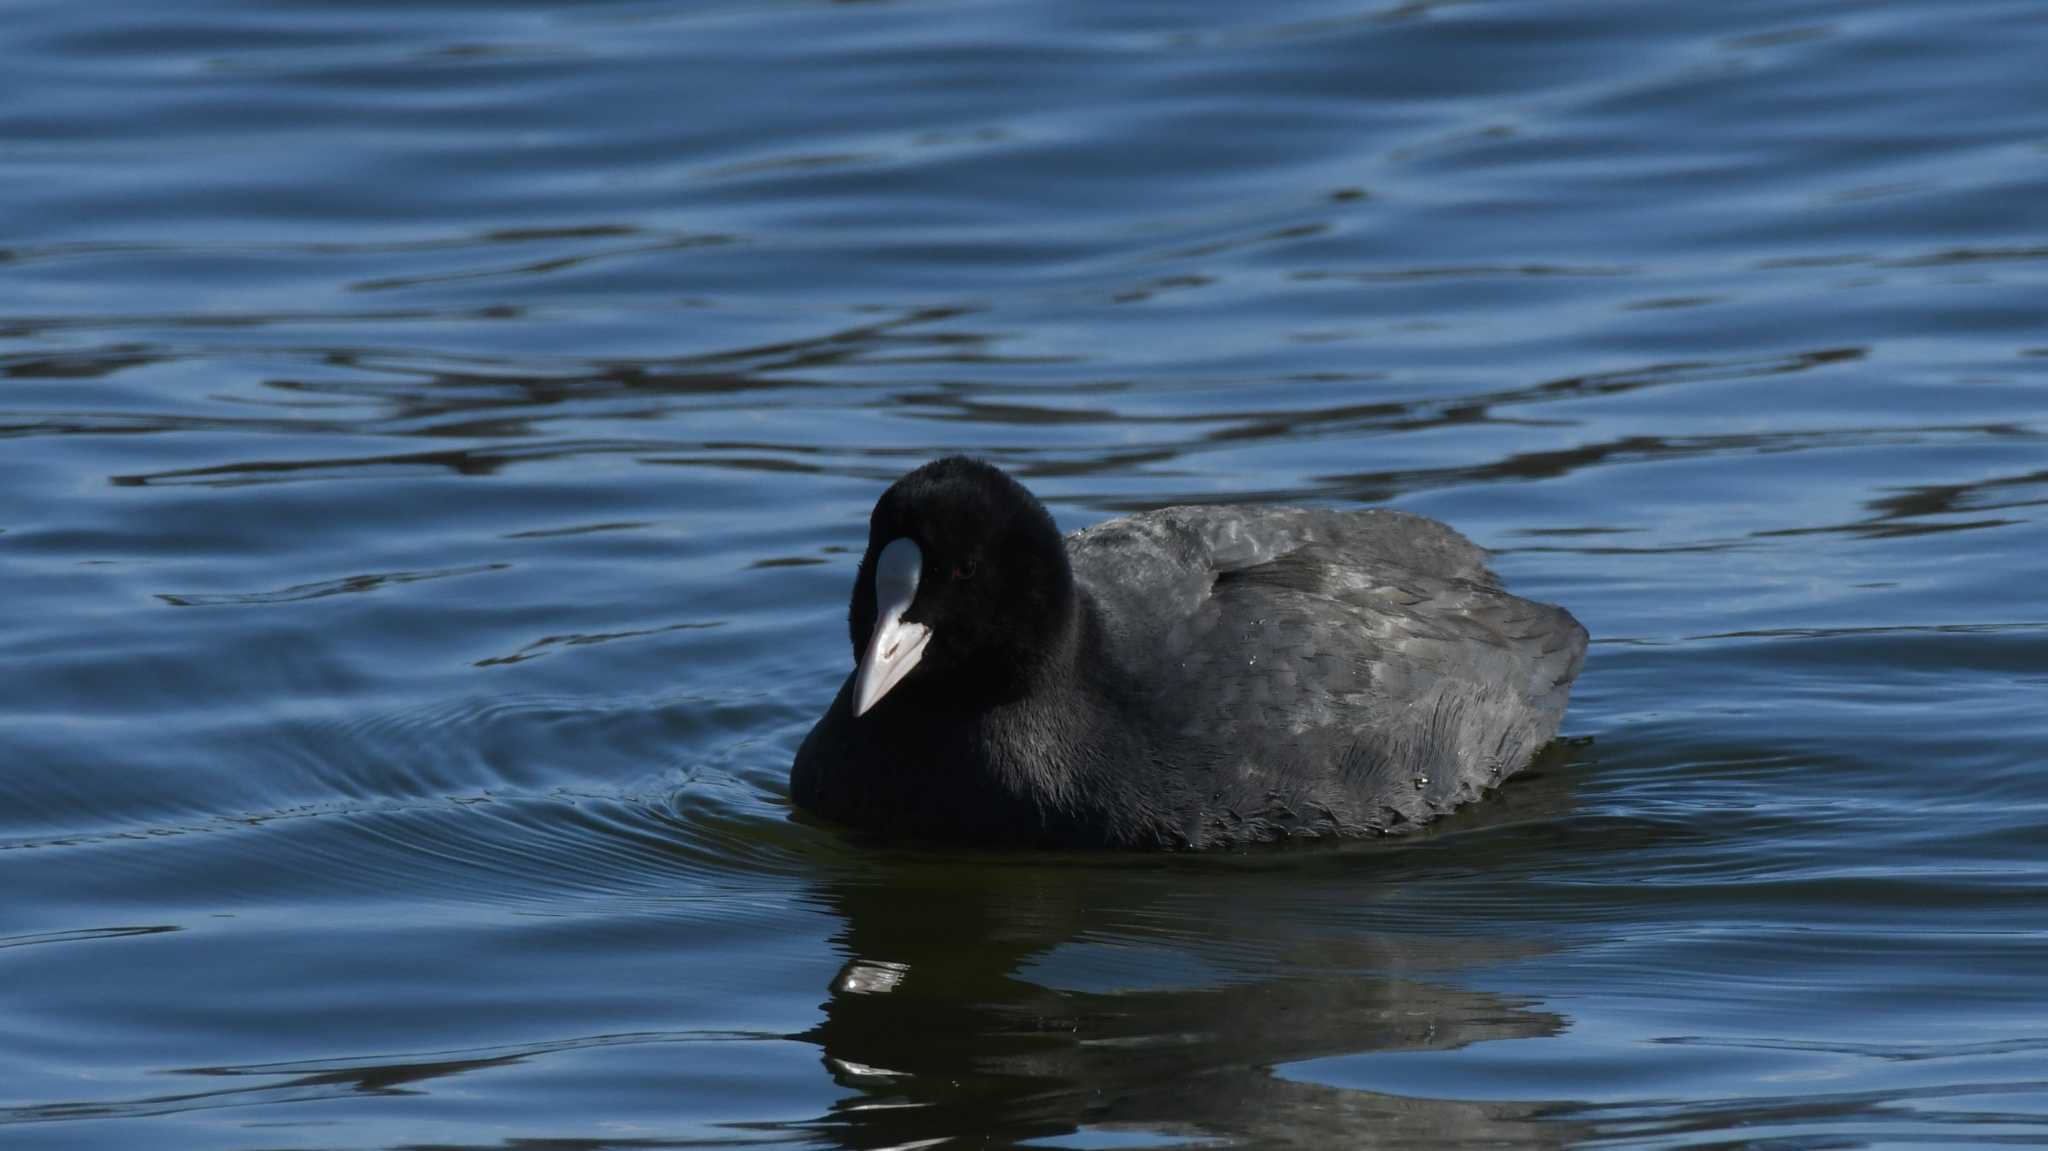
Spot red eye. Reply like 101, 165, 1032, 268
952, 561, 978, 581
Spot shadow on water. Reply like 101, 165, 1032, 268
773, 755, 1589, 1149
786, 864, 1583, 1150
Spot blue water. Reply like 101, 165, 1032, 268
4, 0, 2047, 1146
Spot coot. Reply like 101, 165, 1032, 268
791, 457, 1586, 849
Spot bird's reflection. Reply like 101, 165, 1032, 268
791, 765, 1588, 1149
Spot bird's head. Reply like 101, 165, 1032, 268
847, 457, 1074, 717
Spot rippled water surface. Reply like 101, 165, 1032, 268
5, 0, 2048, 1147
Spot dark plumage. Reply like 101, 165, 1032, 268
791, 457, 1587, 849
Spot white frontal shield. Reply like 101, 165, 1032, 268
852, 538, 931, 717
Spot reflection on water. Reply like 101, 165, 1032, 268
796, 862, 1578, 1150
4, 0, 2048, 1146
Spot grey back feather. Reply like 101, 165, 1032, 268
1066, 506, 1585, 844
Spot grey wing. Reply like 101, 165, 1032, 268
1066, 504, 1497, 645
1073, 506, 1584, 842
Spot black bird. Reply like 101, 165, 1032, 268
791, 457, 1586, 849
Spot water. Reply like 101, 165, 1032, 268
4, 0, 2046, 1145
